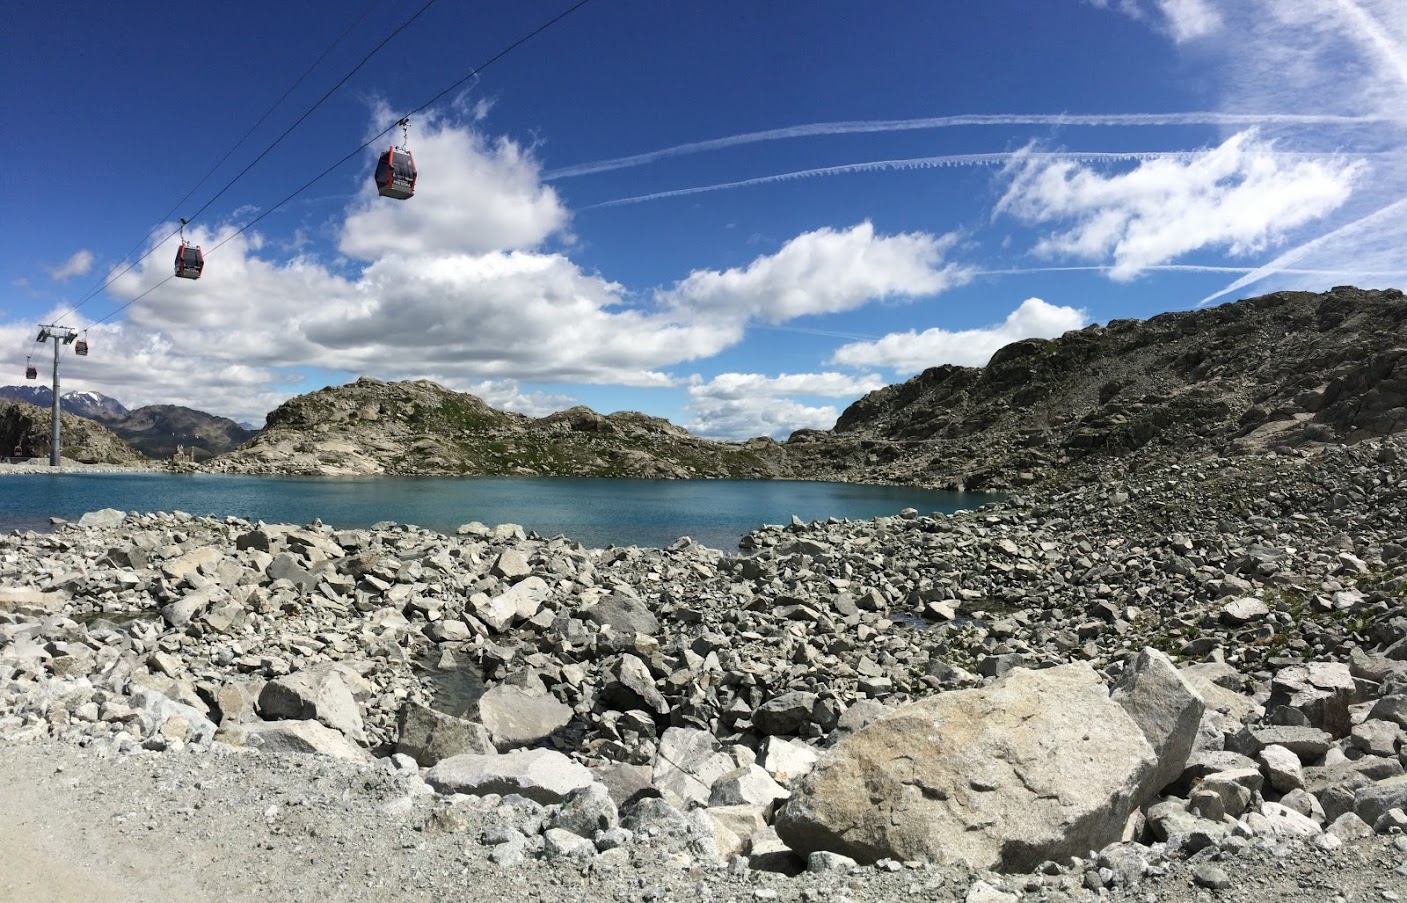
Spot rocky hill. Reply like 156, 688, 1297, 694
786, 286, 1407, 490
0, 401, 148, 464
105, 404, 256, 462
204, 377, 790, 478
0, 388, 250, 461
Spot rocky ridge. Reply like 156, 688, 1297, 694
0, 389, 251, 461
100, 403, 256, 461
4, 427, 1407, 899
0, 386, 129, 420
203, 377, 789, 479
788, 286, 1407, 490
0, 400, 149, 464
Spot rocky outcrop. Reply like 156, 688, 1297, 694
0, 400, 147, 464
787, 286, 1407, 489
0, 390, 251, 462
203, 377, 790, 479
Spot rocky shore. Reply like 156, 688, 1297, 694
3, 433, 1407, 901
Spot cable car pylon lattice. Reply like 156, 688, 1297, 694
175, 218, 204, 280
375, 117, 417, 200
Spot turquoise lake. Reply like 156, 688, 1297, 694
0, 473, 991, 551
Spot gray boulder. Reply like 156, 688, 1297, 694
708, 764, 790, 817
599, 654, 670, 715
583, 589, 660, 637
1111, 648, 1205, 793
490, 548, 532, 580
476, 684, 573, 750
652, 727, 740, 807
752, 691, 820, 736
775, 662, 1168, 871
258, 669, 367, 745
547, 783, 619, 838
77, 508, 126, 528
1267, 662, 1357, 737
1219, 597, 1269, 626
220, 719, 370, 761
425, 748, 593, 804
1354, 774, 1407, 828
474, 576, 549, 632
396, 701, 495, 766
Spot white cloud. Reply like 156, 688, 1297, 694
429, 377, 576, 417
48, 250, 94, 281
54, 110, 976, 428
1099, 0, 1407, 300
301, 251, 736, 385
0, 317, 292, 426
996, 131, 1363, 280
1158, 0, 1222, 41
684, 371, 886, 440
339, 118, 569, 260
830, 298, 1088, 371
101, 209, 967, 414
664, 222, 971, 322
1088, 0, 1222, 41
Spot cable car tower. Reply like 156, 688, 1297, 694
35, 324, 79, 467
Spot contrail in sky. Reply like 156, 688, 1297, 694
582, 151, 1351, 209
544, 111, 1387, 179
1197, 194, 1407, 307
1331, 0, 1407, 95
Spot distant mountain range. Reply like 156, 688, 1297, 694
0, 387, 256, 461
0, 386, 129, 420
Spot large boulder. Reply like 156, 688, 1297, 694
219, 719, 370, 762
583, 589, 660, 637
396, 701, 495, 766
0, 587, 68, 616
474, 576, 550, 632
1111, 648, 1205, 793
652, 727, 741, 807
598, 654, 670, 715
752, 691, 821, 736
476, 684, 573, 750
425, 748, 594, 804
258, 669, 367, 745
1267, 663, 1357, 737
774, 662, 1179, 871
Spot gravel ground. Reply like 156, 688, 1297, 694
0, 459, 167, 476
3, 737, 1404, 903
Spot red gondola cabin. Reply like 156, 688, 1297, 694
75, 339, 89, 356
25, 365, 37, 379
175, 242, 204, 279
375, 146, 417, 199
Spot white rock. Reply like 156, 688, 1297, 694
425, 748, 593, 804
1259, 801, 1322, 838
759, 736, 819, 786
1258, 744, 1304, 792
221, 719, 371, 761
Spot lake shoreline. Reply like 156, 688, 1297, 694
0, 469, 990, 552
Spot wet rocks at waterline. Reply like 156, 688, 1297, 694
3, 435, 1407, 895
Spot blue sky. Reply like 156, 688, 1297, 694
2, 0, 1404, 436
